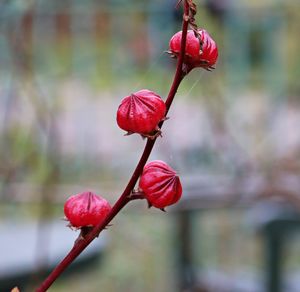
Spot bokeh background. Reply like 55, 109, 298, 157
1, 0, 300, 291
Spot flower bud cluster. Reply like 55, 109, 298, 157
64, 27, 217, 227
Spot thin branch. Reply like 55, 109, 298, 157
36, 1, 191, 291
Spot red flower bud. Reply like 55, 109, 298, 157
116, 89, 166, 138
169, 29, 218, 71
139, 160, 182, 209
64, 191, 111, 228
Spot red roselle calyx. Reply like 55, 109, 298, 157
169, 28, 218, 71
116, 89, 166, 138
139, 160, 182, 209
64, 191, 112, 228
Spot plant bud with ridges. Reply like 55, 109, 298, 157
169, 28, 218, 71
139, 160, 182, 209
116, 89, 166, 138
64, 191, 112, 228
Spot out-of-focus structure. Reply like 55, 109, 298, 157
0, 0, 300, 291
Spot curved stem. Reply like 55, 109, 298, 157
36, 2, 190, 291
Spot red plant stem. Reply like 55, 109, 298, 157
36, 2, 190, 291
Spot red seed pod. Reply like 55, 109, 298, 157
139, 160, 182, 209
116, 89, 166, 137
64, 191, 111, 228
169, 29, 218, 71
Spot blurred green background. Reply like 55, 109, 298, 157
1, 0, 300, 291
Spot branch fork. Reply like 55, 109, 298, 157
36, 1, 194, 291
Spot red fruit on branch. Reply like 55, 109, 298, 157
116, 89, 166, 138
64, 191, 112, 228
169, 28, 218, 71
139, 160, 182, 209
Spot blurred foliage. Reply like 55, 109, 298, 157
0, 0, 300, 291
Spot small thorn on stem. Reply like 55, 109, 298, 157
124, 131, 134, 136
166, 51, 178, 59
141, 128, 162, 140
66, 223, 75, 230
103, 224, 113, 230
